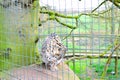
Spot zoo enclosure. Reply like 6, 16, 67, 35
0, 0, 120, 80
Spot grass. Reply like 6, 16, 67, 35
91, 59, 120, 79
68, 60, 88, 74
68, 59, 92, 80
68, 59, 120, 80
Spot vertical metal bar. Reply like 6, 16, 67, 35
72, 36, 75, 80
72, 36, 75, 57
115, 50, 118, 77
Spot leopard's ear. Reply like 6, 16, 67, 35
52, 32, 56, 36
53, 32, 56, 34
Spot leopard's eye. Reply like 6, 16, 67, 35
55, 54, 59, 56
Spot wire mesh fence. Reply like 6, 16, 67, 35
0, 0, 120, 80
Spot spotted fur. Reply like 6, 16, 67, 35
41, 33, 67, 71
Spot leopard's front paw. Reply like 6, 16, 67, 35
50, 66, 58, 71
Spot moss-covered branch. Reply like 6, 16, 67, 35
65, 35, 120, 65
92, 0, 120, 13
39, 7, 113, 40
40, 9, 110, 20
101, 35, 120, 79
65, 43, 113, 63
109, 0, 120, 9
55, 17, 77, 29
101, 43, 120, 78
39, 9, 78, 19
39, 1, 119, 41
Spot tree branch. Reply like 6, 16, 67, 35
40, 10, 78, 19
109, 0, 120, 8
65, 35, 120, 63
101, 43, 120, 78
92, 0, 120, 13
92, 0, 107, 13
55, 17, 77, 29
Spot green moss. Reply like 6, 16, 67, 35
0, 7, 36, 71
